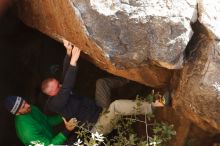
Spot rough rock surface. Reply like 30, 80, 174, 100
198, 0, 220, 39
73, 0, 197, 69
172, 33, 220, 132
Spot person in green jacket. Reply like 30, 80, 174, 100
4, 96, 77, 146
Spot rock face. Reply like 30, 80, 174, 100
172, 34, 220, 132
171, 0, 220, 133
198, 0, 220, 39
73, 0, 197, 69
15, 0, 220, 136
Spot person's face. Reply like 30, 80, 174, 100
45, 79, 61, 96
16, 100, 31, 115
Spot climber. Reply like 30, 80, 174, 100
41, 39, 170, 135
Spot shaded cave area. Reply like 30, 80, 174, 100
1, 10, 220, 146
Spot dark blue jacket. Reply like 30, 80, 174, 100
46, 55, 102, 124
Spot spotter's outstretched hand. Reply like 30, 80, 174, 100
62, 117, 78, 131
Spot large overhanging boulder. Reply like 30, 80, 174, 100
73, 0, 197, 69
15, 0, 197, 87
